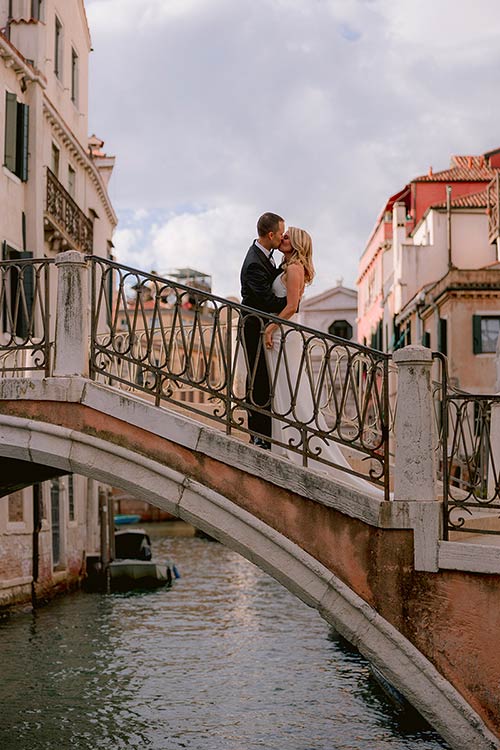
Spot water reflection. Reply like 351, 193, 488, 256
0, 523, 449, 750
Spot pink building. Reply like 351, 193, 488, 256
357, 150, 500, 373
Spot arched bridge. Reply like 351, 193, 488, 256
1, 252, 500, 750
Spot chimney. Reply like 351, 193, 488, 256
428, 166, 433, 177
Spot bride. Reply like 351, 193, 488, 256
263, 227, 383, 496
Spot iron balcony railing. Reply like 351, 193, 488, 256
487, 173, 500, 245
0, 257, 53, 377
433, 352, 500, 539
45, 168, 93, 254
3, 255, 500, 532
89, 257, 391, 497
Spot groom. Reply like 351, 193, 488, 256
240, 212, 287, 449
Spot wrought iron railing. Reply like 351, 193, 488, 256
487, 173, 500, 245
45, 168, 93, 254
433, 352, 500, 538
89, 257, 391, 497
0, 257, 53, 376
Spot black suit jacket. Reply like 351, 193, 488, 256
240, 242, 287, 314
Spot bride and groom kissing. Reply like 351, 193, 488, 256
239, 212, 379, 495
240, 211, 314, 452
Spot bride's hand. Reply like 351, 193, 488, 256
264, 325, 275, 350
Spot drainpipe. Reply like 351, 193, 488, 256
446, 185, 453, 270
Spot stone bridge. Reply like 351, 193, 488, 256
1, 252, 500, 750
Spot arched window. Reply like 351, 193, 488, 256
328, 319, 353, 340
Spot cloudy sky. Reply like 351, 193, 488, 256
86, 0, 500, 299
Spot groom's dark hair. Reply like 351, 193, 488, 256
257, 212, 284, 237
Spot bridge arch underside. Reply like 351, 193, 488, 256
0, 400, 498, 750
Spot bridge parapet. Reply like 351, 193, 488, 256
2, 252, 500, 540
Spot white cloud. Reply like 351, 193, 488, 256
86, 0, 212, 29
86, 0, 500, 298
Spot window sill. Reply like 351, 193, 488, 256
2, 165, 22, 185
5, 523, 30, 535
52, 568, 68, 582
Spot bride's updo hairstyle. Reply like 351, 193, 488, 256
285, 227, 315, 284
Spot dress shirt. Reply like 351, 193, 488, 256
255, 240, 276, 266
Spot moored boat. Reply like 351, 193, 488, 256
108, 528, 179, 591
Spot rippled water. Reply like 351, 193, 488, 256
0, 523, 449, 750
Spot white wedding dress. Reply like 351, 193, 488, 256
265, 274, 383, 497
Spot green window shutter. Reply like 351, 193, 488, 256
17, 103, 29, 181
422, 331, 431, 348
4, 92, 17, 173
472, 315, 482, 354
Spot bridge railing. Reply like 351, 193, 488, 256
0, 257, 53, 377
432, 351, 500, 539
89, 257, 391, 496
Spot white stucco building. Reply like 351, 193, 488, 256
0, 0, 116, 608
299, 280, 357, 342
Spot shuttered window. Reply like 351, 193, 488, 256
1, 242, 34, 339
55, 17, 62, 79
3, 92, 29, 181
438, 318, 448, 356
71, 48, 79, 105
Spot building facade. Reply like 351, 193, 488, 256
0, 0, 116, 609
357, 149, 500, 392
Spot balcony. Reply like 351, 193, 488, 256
487, 173, 500, 245
44, 168, 93, 254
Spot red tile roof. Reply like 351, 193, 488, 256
431, 188, 488, 210
414, 155, 495, 182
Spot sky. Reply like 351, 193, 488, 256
85, 0, 500, 300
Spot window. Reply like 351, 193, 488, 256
31, 0, 43, 20
51, 142, 60, 178
4, 92, 29, 181
68, 475, 75, 521
68, 164, 75, 198
473, 315, 500, 354
370, 320, 383, 350
2, 242, 34, 339
54, 17, 63, 79
71, 48, 79, 105
438, 318, 447, 356
328, 319, 353, 341
8, 490, 24, 523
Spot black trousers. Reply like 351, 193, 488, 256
242, 313, 272, 440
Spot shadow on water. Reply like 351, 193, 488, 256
327, 628, 451, 748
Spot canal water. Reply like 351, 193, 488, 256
0, 523, 450, 750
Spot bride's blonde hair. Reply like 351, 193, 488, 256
284, 227, 315, 284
